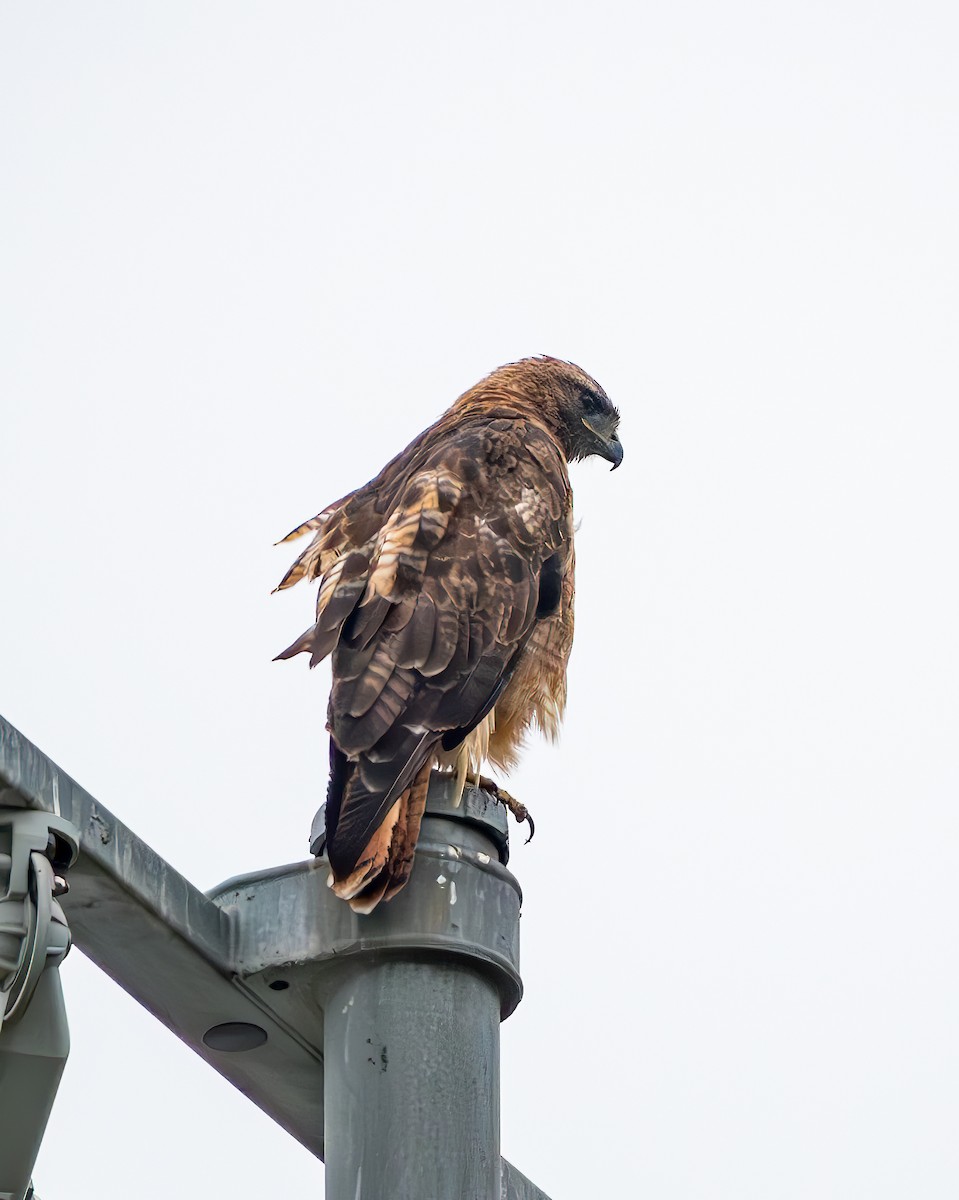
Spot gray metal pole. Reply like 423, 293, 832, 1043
324, 958, 501, 1200
315, 782, 520, 1200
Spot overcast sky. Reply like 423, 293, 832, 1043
2, 2, 958, 1197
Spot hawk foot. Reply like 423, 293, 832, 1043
474, 775, 535, 844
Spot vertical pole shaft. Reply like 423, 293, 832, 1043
324, 957, 502, 1200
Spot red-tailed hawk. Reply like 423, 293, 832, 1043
276, 356, 622, 912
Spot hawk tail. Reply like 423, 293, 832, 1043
324, 742, 431, 914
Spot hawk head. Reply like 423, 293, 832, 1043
481, 356, 623, 469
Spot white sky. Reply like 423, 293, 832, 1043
2, 2, 958, 1196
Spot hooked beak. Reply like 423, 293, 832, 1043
584, 419, 624, 470
603, 433, 624, 470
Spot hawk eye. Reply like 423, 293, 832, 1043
582, 390, 604, 414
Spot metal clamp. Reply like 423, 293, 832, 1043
1, 809, 79, 1200
0, 810, 76, 1026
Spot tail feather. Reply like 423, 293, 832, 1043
381, 761, 431, 904
325, 743, 433, 914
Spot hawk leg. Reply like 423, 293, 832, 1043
474, 775, 535, 843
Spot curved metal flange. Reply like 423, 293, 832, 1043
209, 775, 523, 1039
